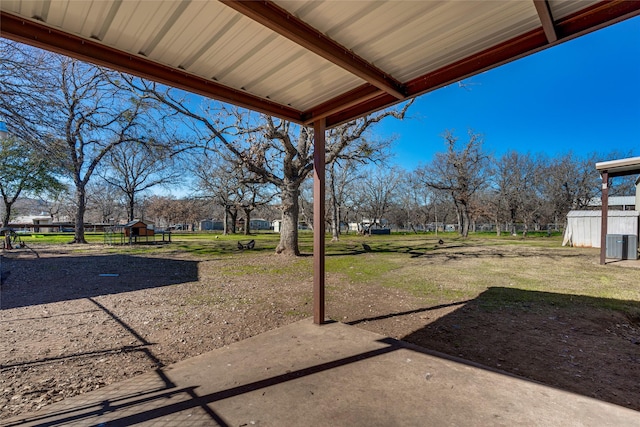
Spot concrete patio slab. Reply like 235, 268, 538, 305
4, 318, 638, 426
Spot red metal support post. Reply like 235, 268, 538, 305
313, 119, 326, 324
600, 170, 609, 265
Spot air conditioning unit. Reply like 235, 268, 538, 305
606, 234, 638, 260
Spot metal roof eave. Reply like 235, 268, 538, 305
596, 156, 640, 178
310, 1, 640, 127
0, 11, 306, 124
1, 1, 639, 128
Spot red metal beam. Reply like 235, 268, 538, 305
320, 0, 640, 127
600, 170, 609, 265
3, 1, 638, 129
555, 0, 640, 39
220, 0, 406, 100
302, 85, 384, 125
534, 0, 558, 43
0, 11, 304, 124
313, 119, 326, 324
323, 27, 548, 127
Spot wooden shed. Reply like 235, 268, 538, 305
124, 220, 154, 243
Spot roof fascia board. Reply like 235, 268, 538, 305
0, 11, 305, 124
219, 0, 406, 100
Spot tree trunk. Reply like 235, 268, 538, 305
230, 210, 237, 234
329, 168, 340, 241
73, 186, 88, 243
460, 203, 470, 238
223, 206, 238, 234
2, 201, 12, 227
128, 192, 135, 221
243, 207, 252, 236
276, 183, 300, 256
453, 200, 462, 235
223, 207, 229, 235
331, 201, 339, 241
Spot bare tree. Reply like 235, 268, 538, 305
124, 77, 413, 255
85, 181, 125, 224
355, 166, 404, 232
193, 154, 276, 235
144, 195, 206, 231
406, 168, 439, 232
0, 40, 53, 143
193, 155, 242, 235
493, 151, 545, 236
418, 130, 490, 238
542, 152, 600, 229
327, 158, 366, 240
1, 43, 160, 243
100, 141, 180, 221
145, 195, 176, 229
237, 180, 277, 236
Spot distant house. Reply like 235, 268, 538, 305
200, 219, 224, 231
249, 218, 271, 230
9, 212, 74, 232
272, 220, 312, 233
588, 195, 637, 210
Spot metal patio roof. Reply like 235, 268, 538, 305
596, 156, 640, 178
2, 0, 639, 128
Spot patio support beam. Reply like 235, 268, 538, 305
313, 118, 326, 324
534, 0, 558, 43
220, 0, 406, 100
600, 170, 609, 265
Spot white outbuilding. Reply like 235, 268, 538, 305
563, 210, 639, 248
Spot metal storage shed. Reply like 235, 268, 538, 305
596, 156, 640, 264
563, 210, 639, 248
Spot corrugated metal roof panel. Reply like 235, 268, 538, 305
568, 210, 640, 217
2, 0, 638, 124
127, 0, 362, 111
279, 1, 540, 81
549, 0, 601, 20
588, 196, 638, 207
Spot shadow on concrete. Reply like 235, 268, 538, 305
5, 317, 638, 426
345, 300, 471, 326
397, 287, 640, 411
0, 254, 199, 309
2, 291, 234, 427
4, 337, 402, 427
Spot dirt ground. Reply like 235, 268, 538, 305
1, 243, 639, 420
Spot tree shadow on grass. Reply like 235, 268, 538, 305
322, 241, 587, 262
0, 254, 199, 309
398, 287, 640, 411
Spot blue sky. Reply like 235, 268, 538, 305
381, 15, 640, 170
